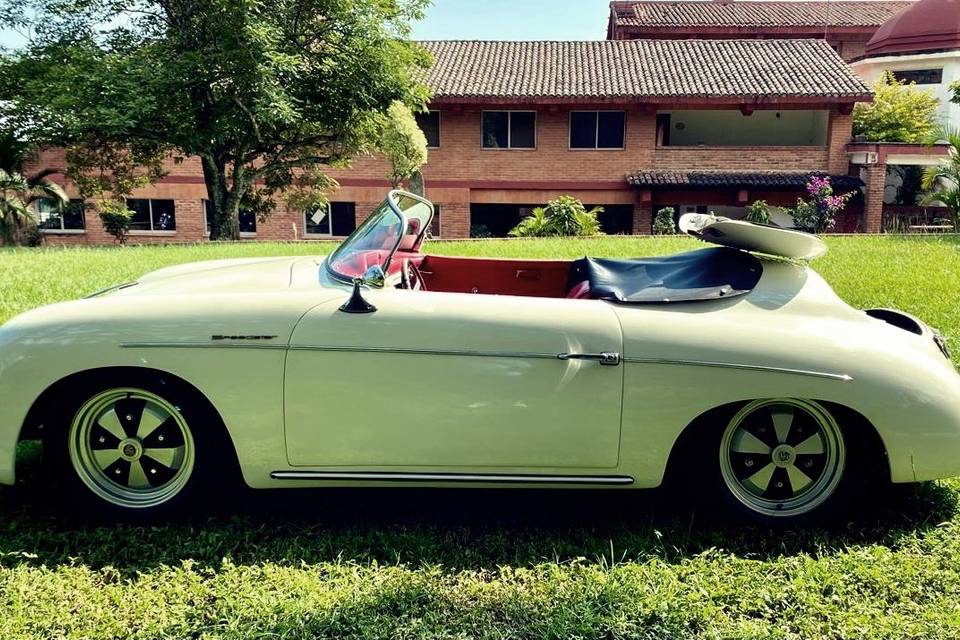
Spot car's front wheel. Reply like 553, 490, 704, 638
45, 374, 228, 517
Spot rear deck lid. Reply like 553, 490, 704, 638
678, 213, 827, 260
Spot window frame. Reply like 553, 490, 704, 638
891, 68, 944, 85
303, 201, 357, 238
126, 198, 177, 234
416, 110, 442, 149
203, 200, 257, 237
34, 197, 86, 234
481, 110, 537, 150
568, 110, 626, 150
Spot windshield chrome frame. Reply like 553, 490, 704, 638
323, 190, 433, 286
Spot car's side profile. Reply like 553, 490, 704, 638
1, 191, 959, 523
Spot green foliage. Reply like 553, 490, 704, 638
0, 0, 432, 240
380, 102, 429, 188
652, 207, 676, 234
470, 223, 493, 239
922, 127, 960, 230
0, 132, 67, 245
853, 73, 940, 143
785, 176, 853, 234
96, 199, 133, 245
509, 196, 604, 237
4, 237, 960, 638
744, 200, 771, 225
951, 80, 960, 105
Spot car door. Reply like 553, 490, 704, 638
283, 288, 624, 470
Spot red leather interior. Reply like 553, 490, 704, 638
419, 255, 573, 298
566, 280, 592, 299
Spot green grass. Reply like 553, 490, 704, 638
2, 235, 960, 638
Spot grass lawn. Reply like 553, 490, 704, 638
2, 235, 960, 638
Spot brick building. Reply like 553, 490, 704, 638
607, 0, 914, 62
30, 36, 875, 244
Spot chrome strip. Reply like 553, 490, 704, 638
121, 342, 287, 350
287, 345, 561, 360
622, 357, 852, 382
270, 471, 634, 485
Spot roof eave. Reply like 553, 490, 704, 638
430, 94, 872, 107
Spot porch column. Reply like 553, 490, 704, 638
861, 163, 886, 233
632, 189, 653, 235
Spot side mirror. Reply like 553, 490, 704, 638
339, 265, 384, 314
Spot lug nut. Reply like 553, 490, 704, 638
745, 458, 754, 467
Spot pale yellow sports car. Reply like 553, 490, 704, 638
1, 191, 958, 523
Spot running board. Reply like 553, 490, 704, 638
270, 471, 634, 485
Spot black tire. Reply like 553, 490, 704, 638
43, 370, 236, 520
673, 399, 880, 526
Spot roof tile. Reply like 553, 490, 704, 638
610, 1, 913, 28
421, 40, 872, 100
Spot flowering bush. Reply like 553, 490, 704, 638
787, 176, 852, 234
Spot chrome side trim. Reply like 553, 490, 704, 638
622, 357, 852, 382
121, 342, 287, 350
270, 471, 634, 485
287, 345, 561, 360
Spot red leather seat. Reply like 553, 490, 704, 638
566, 280, 591, 299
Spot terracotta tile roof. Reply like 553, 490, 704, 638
421, 40, 871, 101
610, 1, 913, 29
626, 170, 864, 189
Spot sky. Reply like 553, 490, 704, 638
0, 0, 615, 49
411, 0, 614, 41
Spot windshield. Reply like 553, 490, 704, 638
326, 191, 433, 282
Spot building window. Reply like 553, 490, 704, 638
35, 198, 85, 232
203, 200, 256, 235
416, 111, 441, 148
570, 111, 625, 149
430, 204, 442, 238
891, 69, 943, 85
127, 198, 176, 232
304, 202, 357, 236
482, 111, 536, 149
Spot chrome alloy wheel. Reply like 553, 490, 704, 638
719, 399, 845, 517
68, 388, 195, 509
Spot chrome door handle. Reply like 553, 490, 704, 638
557, 352, 621, 366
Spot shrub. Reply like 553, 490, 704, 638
469, 223, 493, 239
744, 200, 770, 225
509, 196, 604, 237
652, 207, 676, 235
853, 73, 939, 143
785, 176, 852, 234
97, 198, 134, 244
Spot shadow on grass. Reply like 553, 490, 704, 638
1, 442, 956, 575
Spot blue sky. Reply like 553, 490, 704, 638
0, 1, 614, 49
412, 0, 613, 40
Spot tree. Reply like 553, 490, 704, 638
921, 127, 960, 230
652, 207, 676, 234
0, 0, 431, 240
509, 196, 604, 237
0, 132, 67, 244
853, 73, 940, 143
380, 102, 429, 188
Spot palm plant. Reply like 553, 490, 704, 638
921, 127, 960, 231
0, 132, 68, 244
509, 196, 604, 238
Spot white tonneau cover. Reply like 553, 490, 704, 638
678, 213, 828, 260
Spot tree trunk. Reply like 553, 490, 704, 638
200, 155, 241, 241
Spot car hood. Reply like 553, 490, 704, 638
105, 256, 324, 296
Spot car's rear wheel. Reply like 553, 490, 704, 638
718, 398, 846, 519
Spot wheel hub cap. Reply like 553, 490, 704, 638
771, 444, 796, 468
68, 388, 196, 509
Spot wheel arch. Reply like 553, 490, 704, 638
18, 366, 241, 476
661, 398, 891, 488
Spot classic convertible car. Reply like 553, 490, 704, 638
1, 190, 959, 523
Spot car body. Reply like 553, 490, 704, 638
2, 191, 959, 521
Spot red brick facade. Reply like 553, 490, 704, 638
28, 105, 860, 245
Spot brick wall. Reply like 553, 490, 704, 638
24, 105, 855, 243
861, 163, 886, 233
